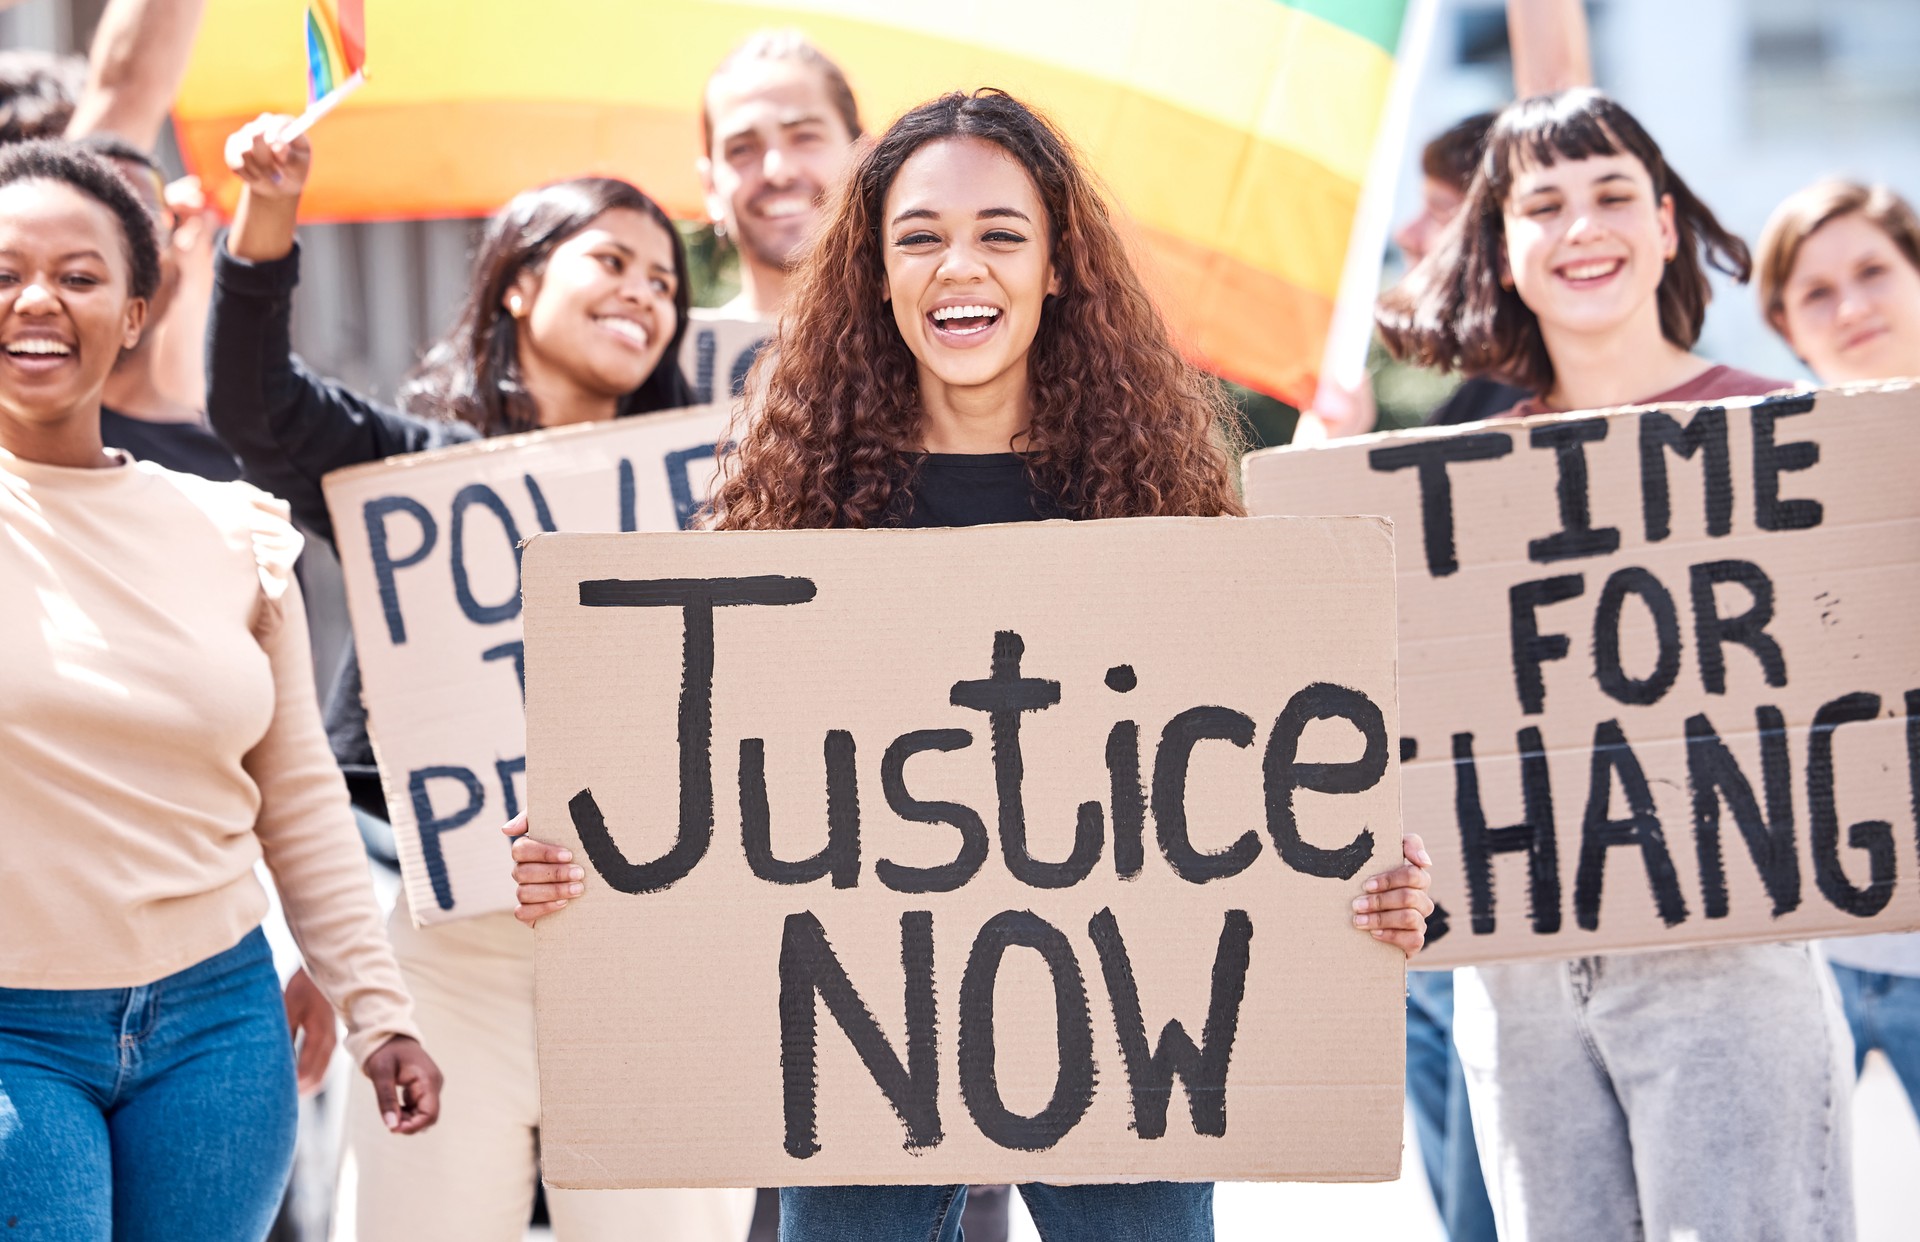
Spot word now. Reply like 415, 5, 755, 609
564, 576, 1394, 894
780, 905, 1252, 1156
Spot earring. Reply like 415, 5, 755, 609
713, 220, 727, 240
508, 294, 525, 317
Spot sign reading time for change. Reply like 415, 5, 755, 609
523, 518, 1407, 1187
323, 405, 730, 924
1245, 383, 1920, 967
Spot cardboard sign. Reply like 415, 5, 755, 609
523, 517, 1407, 1188
1244, 383, 1920, 967
323, 405, 729, 924
678, 311, 770, 407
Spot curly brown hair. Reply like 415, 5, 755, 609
710, 89, 1244, 530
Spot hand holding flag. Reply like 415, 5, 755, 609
283, 0, 366, 140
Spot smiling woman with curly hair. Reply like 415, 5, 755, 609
710, 88, 1246, 529
511, 87, 1436, 1242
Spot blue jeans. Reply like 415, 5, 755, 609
780, 1181, 1212, 1242
1830, 962, 1920, 1118
1405, 971, 1495, 1242
0, 927, 298, 1241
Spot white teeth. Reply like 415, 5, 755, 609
596, 317, 651, 348
931, 305, 1001, 323
6, 340, 71, 356
758, 199, 809, 219
1561, 260, 1621, 281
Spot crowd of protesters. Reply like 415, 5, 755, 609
2, 1, 1918, 1240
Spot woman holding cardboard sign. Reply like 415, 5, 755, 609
1758, 179, 1920, 1122
1377, 89, 1852, 1241
508, 88, 1435, 1241
0, 140, 441, 1238
211, 118, 750, 1242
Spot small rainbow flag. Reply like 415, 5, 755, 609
306, 0, 366, 103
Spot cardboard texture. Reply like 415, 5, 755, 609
1244, 383, 1920, 968
322, 404, 730, 925
678, 311, 770, 408
523, 517, 1407, 1188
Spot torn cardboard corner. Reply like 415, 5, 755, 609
523, 516, 1406, 1189
1244, 382, 1920, 969
321, 403, 731, 925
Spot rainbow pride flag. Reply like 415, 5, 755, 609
305, 0, 365, 103
174, 0, 1409, 403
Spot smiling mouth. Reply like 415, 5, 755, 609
1556, 258, 1625, 284
5, 339, 73, 358
594, 316, 652, 350
929, 304, 1002, 336
1840, 326, 1888, 353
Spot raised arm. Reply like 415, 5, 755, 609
64, 0, 208, 148
207, 116, 464, 544
1507, 0, 1594, 98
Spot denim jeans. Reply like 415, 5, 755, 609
1405, 971, 1496, 1242
1455, 942, 1854, 1242
0, 926, 298, 1241
779, 1181, 1212, 1242
1829, 962, 1920, 1119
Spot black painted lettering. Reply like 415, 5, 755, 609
522, 474, 557, 533
1809, 692, 1896, 917
1108, 719, 1147, 880
617, 458, 637, 532
1689, 561, 1787, 695
449, 483, 524, 625
1509, 574, 1585, 715
876, 729, 988, 894
1909, 690, 1920, 879
1688, 708, 1798, 919
957, 911, 1096, 1152
1262, 683, 1386, 880
408, 765, 484, 911
778, 911, 940, 1158
569, 576, 815, 894
1638, 406, 1731, 542
1528, 419, 1621, 564
1153, 707, 1263, 883
1592, 567, 1682, 707
1366, 432, 1513, 577
740, 732, 862, 887
482, 639, 525, 703
1752, 396, 1823, 532
1452, 729, 1560, 935
496, 757, 526, 821
1089, 907, 1251, 1140
1574, 720, 1688, 930
362, 495, 436, 645
950, 632, 1101, 888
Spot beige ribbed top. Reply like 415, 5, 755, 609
0, 446, 418, 1066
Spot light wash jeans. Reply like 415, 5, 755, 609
0, 927, 298, 1241
1455, 942, 1854, 1242
1829, 962, 1920, 1120
1405, 971, 1496, 1242
779, 1181, 1212, 1242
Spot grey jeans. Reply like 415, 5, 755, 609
1454, 942, 1855, 1242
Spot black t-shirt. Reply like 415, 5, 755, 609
889, 453, 1058, 528
100, 406, 242, 482
1423, 377, 1531, 428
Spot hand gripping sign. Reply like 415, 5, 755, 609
522, 517, 1408, 1187
1245, 382, 1920, 967
323, 405, 730, 924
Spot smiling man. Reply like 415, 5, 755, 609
699, 30, 863, 319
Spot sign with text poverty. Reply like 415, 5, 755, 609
678, 311, 770, 407
1243, 383, 1920, 967
323, 405, 730, 924
522, 518, 1406, 1187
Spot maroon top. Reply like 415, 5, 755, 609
1497, 364, 1793, 419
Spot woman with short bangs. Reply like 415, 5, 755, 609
509, 88, 1435, 1242
210, 117, 750, 1241
1378, 89, 1850, 1241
